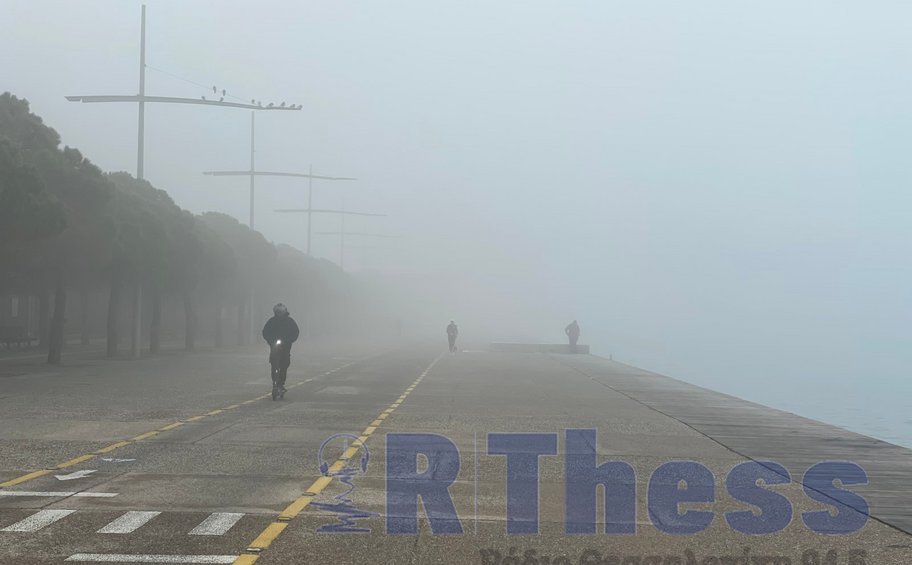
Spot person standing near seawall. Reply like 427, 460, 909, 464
565, 320, 580, 353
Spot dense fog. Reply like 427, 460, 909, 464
3, 1, 911, 441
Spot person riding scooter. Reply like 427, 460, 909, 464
262, 303, 300, 399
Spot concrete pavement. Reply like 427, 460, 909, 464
0, 345, 909, 564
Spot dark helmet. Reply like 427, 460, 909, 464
273, 303, 289, 316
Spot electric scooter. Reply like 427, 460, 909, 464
270, 339, 287, 401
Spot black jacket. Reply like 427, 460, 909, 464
262, 315, 300, 346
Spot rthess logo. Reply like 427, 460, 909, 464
382, 429, 869, 536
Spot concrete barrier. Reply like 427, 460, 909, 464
488, 342, 589, 354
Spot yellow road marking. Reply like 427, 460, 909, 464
277, 496, 314, 521
307, 475, 333, 495
246, 522, 287, 550
0, 470, 51, 488
56, 454, 96, 469
96, 441, 131, 454
0, 357, 367, 492
224, 404, 240, 410
233, 351, 445, 564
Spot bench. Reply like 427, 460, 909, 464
0, 326, 37, 348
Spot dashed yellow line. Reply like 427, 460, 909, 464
0, 359, 363, 492
96, 441, 131, 454
234, 352, 445, 564
246, 522, 288, 551
0, 470, 51, 488
56, 454, 96, 469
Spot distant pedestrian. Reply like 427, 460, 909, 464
446, 320, 459, 353
565, 320, 580, 353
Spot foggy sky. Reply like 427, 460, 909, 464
4, 1, 911, 443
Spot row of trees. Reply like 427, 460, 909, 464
0, 92, 368, 364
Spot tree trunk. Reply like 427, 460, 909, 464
183, 291, 197, 351
80, 288, 90, 346
106, 280, 120, 358
38, 290, 50, 347
150, 287, 161, 355
47, 278, 67, 365
237, 299, 247, 346
214, 290, 223, 348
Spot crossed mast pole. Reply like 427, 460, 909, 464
202, 166, 356, 245
276, 206, 387, 270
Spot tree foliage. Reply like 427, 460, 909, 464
0, 92, 374, 361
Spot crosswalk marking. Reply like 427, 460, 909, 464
2, 509, 76, 532
97, 511, 161, 534
66, 555, 237, 563
1, 510, 249, 536
188, 512, 244, 536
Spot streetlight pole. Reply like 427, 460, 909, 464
132, 4, 147, 359
65, 4, 300, 358
203, 168, 356, 241
249, 112, 255, 228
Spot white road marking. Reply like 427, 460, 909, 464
66, 555, 237, 564
188, 512, 244, 536
56, 469, 98, 481
97, 511, 161, 534
2, 509, 76, 532
0, 491, 117, 498
101, 458, 136, 463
